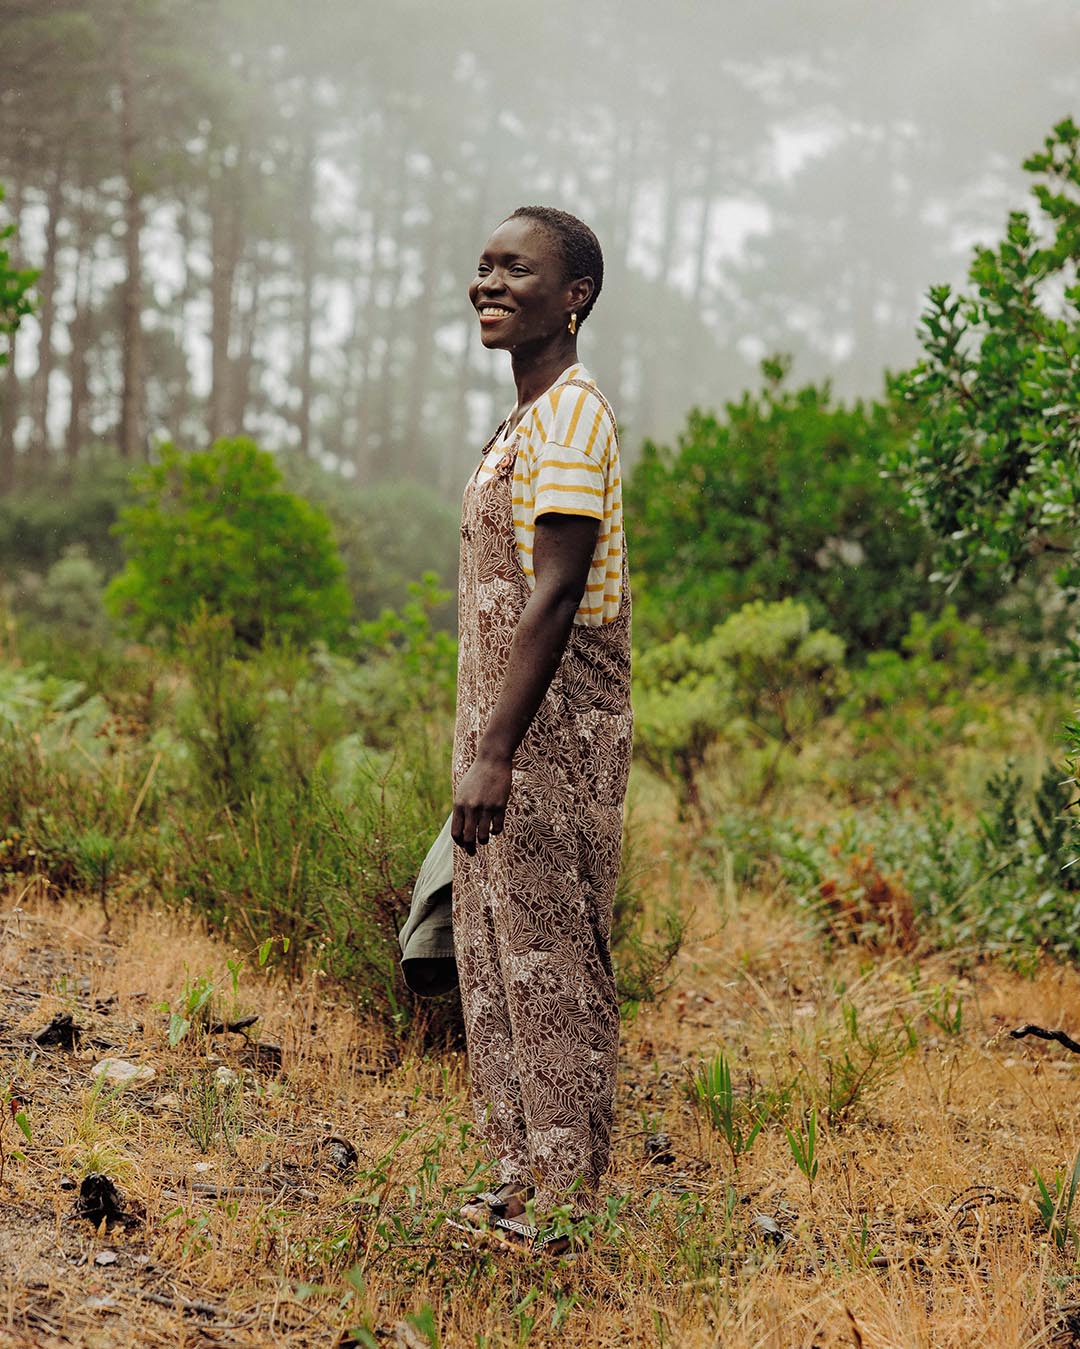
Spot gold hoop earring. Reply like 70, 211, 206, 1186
568, 312, 578, 335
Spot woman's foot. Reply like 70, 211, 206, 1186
484, 1215, 578, 1259
457, 1181, 532, 1229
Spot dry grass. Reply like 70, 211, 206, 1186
2, 829, 1080, 1349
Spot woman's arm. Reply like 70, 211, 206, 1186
451, 511, 600, 854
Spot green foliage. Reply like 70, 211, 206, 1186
352, 575, 457, 744
891, 117, 1080, 597
634, 598, 847, 813
1035, 1148, 1080, 1255
283, 464, 459, 626
780, 760, 1080, 957
7, 545, 109, 641
0, 455, 131, 576
785, 1105, 819, 1193
0, 185, 36, 360
610, 816, 686, 1006
687, 1053, 766, 1169
625, 366, 938, 653
176, 610, 263, 807
106, 439, 351, 649
818, 1000, 917, 1124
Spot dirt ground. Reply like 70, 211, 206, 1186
3, 882, 1080, 1348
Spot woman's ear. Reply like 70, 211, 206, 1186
568, 275, 594, 314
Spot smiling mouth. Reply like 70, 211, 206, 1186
478, 305, 515, 321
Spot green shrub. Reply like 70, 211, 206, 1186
0, 455, 131, 575
634, 598, 847, 814
625, 363, 942, 653
778, 761, 1080, 957
8, 545, 109, 640
351, 574, 458, 744
281, 461, 459, 627
837, 606, 1040, 797
106, 438, 351, 649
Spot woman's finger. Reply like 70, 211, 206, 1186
451, 803, 476, 854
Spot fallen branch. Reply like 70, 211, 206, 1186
1010, 1024, 1080, 1054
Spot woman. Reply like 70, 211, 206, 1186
451, 206, 632, 1254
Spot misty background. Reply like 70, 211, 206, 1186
0, 0, 1077, 496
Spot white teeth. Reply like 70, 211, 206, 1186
480, 306, 512, 316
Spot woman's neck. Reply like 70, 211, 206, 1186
509, 340, 579, 423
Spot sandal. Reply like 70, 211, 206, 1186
456, 1181, 533, 1230
487, 1215, 577, 1259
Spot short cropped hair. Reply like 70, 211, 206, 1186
508, 206, 604, 325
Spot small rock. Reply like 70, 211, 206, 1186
155, 1092, 182, 1111
752, 1212, 787, 1246
94, 1250, 118, 1266
645, 1131, 675, 1165
34, 1012, 82, 1049
319, 1135, 359, 1175
59, 1176, 76, 1191
193, 1161, 214, 1173
90, 1059, 155, 1087
75, 1174, 125, 1227
250, 1041, 283, 1073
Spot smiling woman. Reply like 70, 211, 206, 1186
450, 207, 632, 1257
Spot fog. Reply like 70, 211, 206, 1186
0, 0, 1076, 491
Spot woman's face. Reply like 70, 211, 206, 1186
469, 217, 578, 352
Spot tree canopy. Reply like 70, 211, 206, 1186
891, 117, 1080, 597
0, 186, 35, 364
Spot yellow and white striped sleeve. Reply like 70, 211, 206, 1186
530, 384, 612, 522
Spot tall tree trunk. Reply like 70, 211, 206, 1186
65, 230, 93, 467
445, 184, 494, 491
29, 159, 65, 471
354, 115, 404, 478
230, 245, 263, 433
690, 133, 716, 302
208, 143, 246, 442
400, 178, 450, 479
117, 5, 144, 460
0, 169, 27, 494
170, 196, 198, 443
295, 79, 317, 459
635, 151, 684, 441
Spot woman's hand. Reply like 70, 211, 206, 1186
452, 752, 512, 855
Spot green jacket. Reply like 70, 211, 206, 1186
397, 816, 457, 996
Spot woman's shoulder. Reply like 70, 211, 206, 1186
531, 368, 617, 454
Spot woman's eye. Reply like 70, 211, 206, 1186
476, 263, 491, 275
510, 266, 529, 276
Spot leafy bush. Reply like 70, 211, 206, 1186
0, 455, 131, 575
779, 761, 1080, 957
836, 605, 1041, 798
281, 461, 459, 627
106, 439, 351, 649
7, 545, 109, 640
625, 363, 941, 653
891, 117, 1080, 598
351, 575, 458, 745
0, 182, 36, 361
634, 598, 847, 814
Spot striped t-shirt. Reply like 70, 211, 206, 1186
475, 364, 623, 626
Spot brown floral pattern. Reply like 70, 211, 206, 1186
452, 388, 633, 1214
